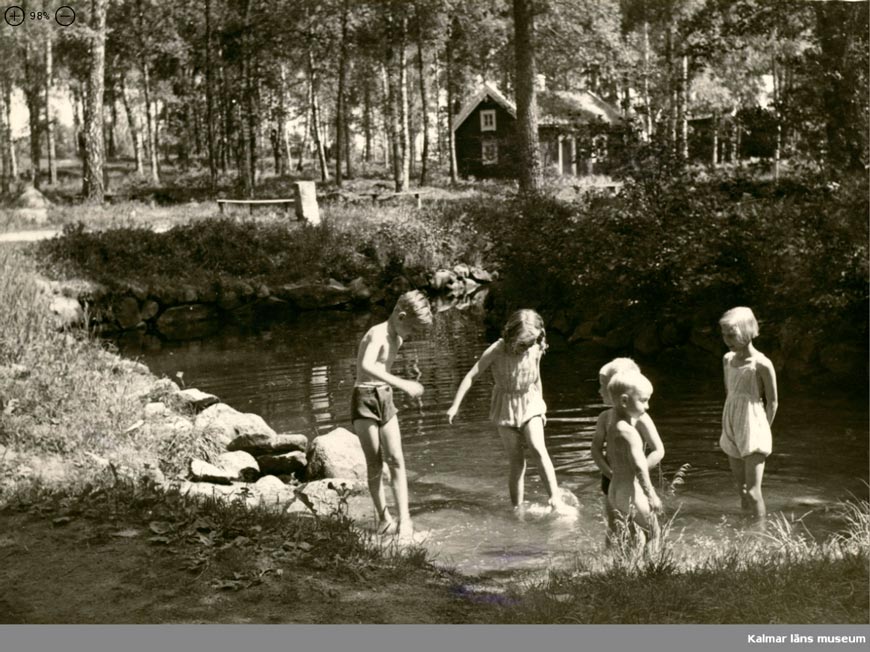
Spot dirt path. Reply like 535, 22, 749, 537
0, 510, 503, 624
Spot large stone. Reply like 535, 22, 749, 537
156, 304, 219, 339
189, 459, 233, 484
48, 296, 84, 328
140, 300, 160, 321
306, 427, 367, 481
14, 185, 52, 209
217, 451, 260, 481
294, 181, 320, 225
429, 269, 457, 291
271, 433, 309, 454
114, 296, 141, 330
227, 432, 275, 453
173, 388, 220, 413
348, 277, 371, 302
257, 451, 307, 477
275, 281, 352, 310
195, 403, 277, 450
253, 475, 296, 507
469, 267, 493, 284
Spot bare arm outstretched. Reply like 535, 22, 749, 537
447, 341, 500, 424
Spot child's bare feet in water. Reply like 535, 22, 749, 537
376, 508, 397, 535
396, 519, 414, 540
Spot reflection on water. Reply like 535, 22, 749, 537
116, 305, 869, 577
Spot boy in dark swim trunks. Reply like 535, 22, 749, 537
352, 290, 433, 538
591, 358, 664, 543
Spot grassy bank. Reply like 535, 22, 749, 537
33, 201, 491, 296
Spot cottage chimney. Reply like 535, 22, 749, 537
535, 74, 547, 92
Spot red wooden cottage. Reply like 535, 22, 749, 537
453, 81, 625, 179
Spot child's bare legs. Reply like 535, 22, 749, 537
604, 498, 617, 548
727, 455, 750, 512
522, 416, 560, 503
497, 427, 526, 508
743, 453, 766, 523
354, 418, 393, 532
379, 416, 413, 536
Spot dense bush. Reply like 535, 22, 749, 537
468, 172, 868, 346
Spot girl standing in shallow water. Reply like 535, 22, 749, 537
447, 309, 567, 512
719, 306, 778, 523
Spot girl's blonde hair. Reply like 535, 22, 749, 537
502, 309, 547, 355
395, 290, 433, 327
719, 306, 759, 344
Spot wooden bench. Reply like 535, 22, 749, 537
369, 191, 426, 209
217, 198, 296, 216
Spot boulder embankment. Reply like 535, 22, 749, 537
42, 263, 496, 340
90, 374, 379, 521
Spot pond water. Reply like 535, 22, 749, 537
116, 302, 869, 578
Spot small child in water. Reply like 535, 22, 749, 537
604, 370, 662, 550
591, 358, 664, 539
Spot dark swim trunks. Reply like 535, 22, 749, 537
351, 385, 398, 425
601, 474, 610, 495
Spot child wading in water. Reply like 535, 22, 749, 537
447, 309, 568, 513
592, 358, 664, 540
352, 290, 433, 538
719, 306, 778, 523
605, 370, 662, 550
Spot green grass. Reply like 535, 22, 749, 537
0, 245, 218, 488
495, 504, 870, 623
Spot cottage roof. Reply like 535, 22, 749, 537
452, 82, 517, 132
537, 89, 623, 126
453, 83, 623, 132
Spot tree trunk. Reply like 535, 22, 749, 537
712, 111, 719, 167
363, 77, 372, 163
44, 34, 58, 185
71, 83, 84, 160
297, 73, 311, 172
205, 0, 217, 189
772, 46, 781, 181
398, 14, 410, 191
141, 64, 160, 184
83, 0, 107, 202
679, 54, 688, 161
415, 11, 431, 186
344, 91, 353, 178
445, 27, 458, 184
219, 61, 231, 173
279, 63, 292, 174
382, 55, 400, 189
120, 75, 144, 176
1, 81, 17, 191
642, 20, 652, 140
334, 0, 349, 186
23, 42, 41, 187
513, 0, 542, 195
308, 51, 329, 182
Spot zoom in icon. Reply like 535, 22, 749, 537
56, 5, 76, 26
5, 6, 25, 26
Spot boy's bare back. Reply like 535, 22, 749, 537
606, 419, 653, 522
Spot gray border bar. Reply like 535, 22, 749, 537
2, 625, 869, 652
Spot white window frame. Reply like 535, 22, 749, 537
480, 109, 497, 132
481, 139, 498, 165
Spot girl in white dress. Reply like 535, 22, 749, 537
719, 307, 779, 523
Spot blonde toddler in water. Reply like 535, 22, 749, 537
719, 306, 778, 523
447, 309, 569, 513
604, 370, 662, 550
591, 357, 664, 538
